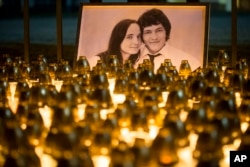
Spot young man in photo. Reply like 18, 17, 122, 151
135, 8, 201, 73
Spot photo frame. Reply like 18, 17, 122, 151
75, 3, 210, 70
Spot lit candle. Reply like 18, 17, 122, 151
7, 82, 19, 113
35, 147, 57, 167
221, 138, 241, 167
120, 128, 153, 147
76, 103, 86, 121
39, 105, 53, 129
177, 146, 197, 167
92, 155, 110, 167
235, 91, 242, 108
108, 78, 115, 93
112, 93, 126, 105
241, 122, 249, 133
52, 79, 63, 92
148, 125, 159, 141
159, 91, 169, 107
27, 79, 39, 88
100, 108, 114, 120
8, 81, 17, 100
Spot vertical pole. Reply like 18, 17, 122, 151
56, 0, 63, 62
231, 0, 237, 66
23, 0, 30, 63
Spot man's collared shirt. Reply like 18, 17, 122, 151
135, 43, 201, 73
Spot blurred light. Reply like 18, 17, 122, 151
76, 104, 86, 121
36, 147, 57, 167
120, 128, 152, 147
27, 79, 39, 88
241, 122, 249, 133
8, 81, 17, 101
159, 91, 169, 107
108, 78, 115, 92
235, 92, 242, 107
100, 108, 114, 120
52, 80, 63, 92
92, 155, 110, 167
148, 125, 159, 140
39, 105, 53, 129
177, 147, 196, 166
221, 139, 241, 166
112, 93, 126, 105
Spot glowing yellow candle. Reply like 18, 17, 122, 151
92, 155, 110, 167
52, 80, 63, 92
39, 105, 53, 129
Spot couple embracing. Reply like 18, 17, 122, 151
97, 8, 200, 73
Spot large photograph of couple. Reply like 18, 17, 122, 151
75, 3, 209, 73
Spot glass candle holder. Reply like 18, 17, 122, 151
151, 127, 179, 166
179, 60, 191, 79
193, 124, 224, 166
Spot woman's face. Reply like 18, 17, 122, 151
120, 23, 141, 56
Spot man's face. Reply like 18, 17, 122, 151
142, 23, 166, 54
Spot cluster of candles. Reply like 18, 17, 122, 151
0, 50, 250, 167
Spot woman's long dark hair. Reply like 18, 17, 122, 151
102, 19, 140, 66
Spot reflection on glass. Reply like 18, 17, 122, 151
179, 60, 191, 78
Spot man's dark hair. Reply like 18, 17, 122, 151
138, 8, 171, 41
